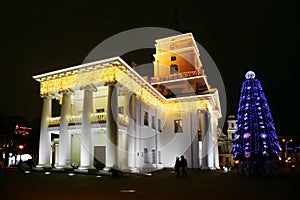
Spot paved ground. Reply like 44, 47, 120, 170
0, 167, 299, 200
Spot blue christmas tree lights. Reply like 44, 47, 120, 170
232, 71, 281, 161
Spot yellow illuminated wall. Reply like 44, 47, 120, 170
153, 34, 202, 78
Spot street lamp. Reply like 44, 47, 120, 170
285, 139, 292, 158
18, 145, 24, 162
285, 139, 292, 167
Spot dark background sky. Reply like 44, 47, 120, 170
0, 0, 299, 135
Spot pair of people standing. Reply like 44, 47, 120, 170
174, 155, 188, 177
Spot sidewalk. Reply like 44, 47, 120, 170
1, 167, 299, 200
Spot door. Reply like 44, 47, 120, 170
94, 146, 106, 170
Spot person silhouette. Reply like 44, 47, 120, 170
180, 155, 188, 176
174, 156, 181, 177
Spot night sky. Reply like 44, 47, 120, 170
1, 0, 299, 135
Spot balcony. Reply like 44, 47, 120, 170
48, 113, 129, 127
148, 69, 204, 84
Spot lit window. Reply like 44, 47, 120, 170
144, 148, 149, 163
96, 108, 105, 113
158, 151, 162, 164
170, 64, 178, 74
158, 119, 162, 132
174, 119, 183, 133
144, 112, 148, 126
152, 149, 156, 164
151, 116, 155, 129
118, 106, 124, 114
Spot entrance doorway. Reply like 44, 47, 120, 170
94, 146, 106, 170
51, 139, 59, 167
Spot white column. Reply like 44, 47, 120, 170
154, 108, 159, 169
213, 139, 220, 169
37, 96, 52, 168
138, 98, 143, 172
201, 110, 209, 170
106, 84, 119, 169
127, 94, 137, 171
212, 113, 220, 169
135, 97, 141, 170
57, 92, 72, 169
207, 113, 215, 170
120, 92, 129, 170
79, 88, 95, 170
190, 109, 199, 168
116, 91, 129, 170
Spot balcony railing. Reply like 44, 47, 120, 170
149, 69, 204, 84
69, 115, 83, 124
118, 113, 129, 126
92, 113, 129, 125
48, 112, 129, 126
49, 117, 61, 125
91, 113, 106, 123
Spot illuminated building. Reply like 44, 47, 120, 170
33, 33, 222, 172
218, 115, 236, 167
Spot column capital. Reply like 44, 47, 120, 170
59, 88, 74, 94
80, 84, 97, 92
40, 93, 55, 99
100, 66, 118, 86
105, 81, 118, 86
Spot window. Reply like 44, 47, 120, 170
171, 56, 177, 61
144, 148, 149, 163
158, 151, 162, 164
96, 108, 105, 113
158, 119, 162, 132
198, 131, 202, 141
144, 111, 148, 126
151, 115, 155, 129
170, 64, 178, 74
174, 119, 183, 133
118, 106, 124, 114
232, 133, 235, 140
152, 149, 156, 164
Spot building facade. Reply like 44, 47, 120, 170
218, 115, 236, 167
33, 33, 222, 172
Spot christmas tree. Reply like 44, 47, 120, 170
232, 71, 281, 175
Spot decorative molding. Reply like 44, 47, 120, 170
36, 58, 218, 118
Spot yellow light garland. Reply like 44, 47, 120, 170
39, 63, 211, 117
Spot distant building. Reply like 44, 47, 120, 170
0, 124, 32, 166
33, 33, 222, 172
0, 134, 8, 161
218, 115, 236, 167
226, 115, 237, 142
